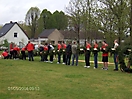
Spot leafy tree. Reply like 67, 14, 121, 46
96, 0, 129, 44
52, 11, 68, 30
37, 9, 53, 34
25, 7, 40, 38
37, 9, 68, 35
3, 39, 9, 47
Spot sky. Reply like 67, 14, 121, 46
0, 0, 70, 25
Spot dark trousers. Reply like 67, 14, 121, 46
10, 51, 13, 59
114, 53, 118, 70
13, 50, 18, 59
4, 55, 9, 59
28, 51, 34, 61
21, 51, 26, 60
85, 52, 90, 66
44, 54, 48, 61
66, 54, 71, 65
40, 52, 44, 61
94, 53, 98, 68
50, 55, 53, 62
58, 54, 61, 63
63, 54, 66, 63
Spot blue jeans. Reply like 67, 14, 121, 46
72, 54, 78, 66
94, 53, 98, 68
114, 53, 118, 70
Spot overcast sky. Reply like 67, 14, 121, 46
0, 0, 70, 25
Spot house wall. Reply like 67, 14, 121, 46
0, 24, 29, 46
48, 29, 64, 45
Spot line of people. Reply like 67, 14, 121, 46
1, 40, 119, 71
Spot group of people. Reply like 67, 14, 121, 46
1, 39, 119, 71
1, 41, 34, 61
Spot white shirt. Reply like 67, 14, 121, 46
114, 43, 119, 49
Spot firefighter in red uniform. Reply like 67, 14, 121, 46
13, 45, 20, 59
62, 41, 67, 64
101, 41, 109, 70
57, 42, 62, 64
9, 42, 14, 59
44, 43, 48, 62
26, 41, 34, 61
84, 41, 91, 68
2, 49, 10, 59
21, 47, 26, 60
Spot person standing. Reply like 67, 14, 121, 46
26, 41, 34, 61
49, 43, 54, 63
57, 42, 62, 64
65, 42, 72, 65
71, 41, 78, 66
13, 45, 20, 60
21, 47, 26, 60
101, 41, 109, 70
84, 41, 91, 68
44, 43, 48, 62
113, 39, 119, 71
62, 41, 67, 64
93, 41, 98, 69
9, 42, 14, 59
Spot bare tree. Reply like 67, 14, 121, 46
66, 0, 82, 45
25, 7, 40, 38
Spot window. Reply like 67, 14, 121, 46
14, 33, 17, 37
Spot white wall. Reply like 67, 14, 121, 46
0, 24, 29, 46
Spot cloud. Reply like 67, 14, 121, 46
0, 0, 70, 25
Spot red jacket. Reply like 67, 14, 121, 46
102, 44, 108, 56
21, 47, 26, 51
2, 51, 8, 57
94, 44, 98, 48
58, 44, 62, 50
44, 46, 48, 51
62, 44, 67, 49
10, 43, 13, 51
13, 47, 20, 51
26, 43, 34, 51
86, 44, 91, 49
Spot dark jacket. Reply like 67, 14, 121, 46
66, 44, 72, 55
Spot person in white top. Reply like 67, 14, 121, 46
113, 39, 119, 71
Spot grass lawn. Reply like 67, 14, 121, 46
0, 55, 132, 99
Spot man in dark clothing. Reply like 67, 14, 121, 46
65, 42, 72, 65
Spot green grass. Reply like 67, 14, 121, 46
0, 56, 132, 99
79, 52, 114, 63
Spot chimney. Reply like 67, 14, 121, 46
10, 21, 13, 23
